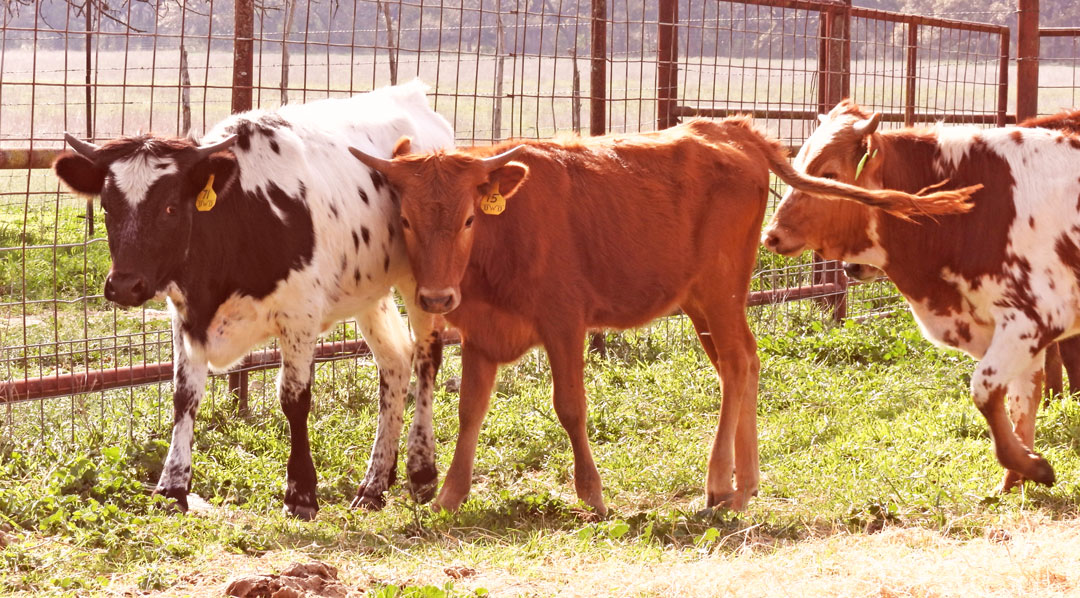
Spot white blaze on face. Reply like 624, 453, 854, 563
110, 153, 178, 208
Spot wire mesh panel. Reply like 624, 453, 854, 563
0, 0, 1017, 448
1039, 29, 1080, 115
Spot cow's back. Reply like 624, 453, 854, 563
462, 123, 769, 335
191, 83, 453, 365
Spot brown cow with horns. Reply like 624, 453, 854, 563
350, 117, 976, 514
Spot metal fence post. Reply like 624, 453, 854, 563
232, 0, 254, 114
590, 0, 606, 137
1016, 0, 1040, 121
657, 0, 679, 129
904, 24, 918, 127
589, 0, 608, 355
814, 1, 851, 322
997, 29, 1011, 127
230, 0, 254, 412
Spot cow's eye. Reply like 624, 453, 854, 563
401, 217, 410, 230
464, 215, 474, 229
820, 172, 838, 180
165, 205, 177, 216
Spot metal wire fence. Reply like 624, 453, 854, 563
0, 0, 1030, 450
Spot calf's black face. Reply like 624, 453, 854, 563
54, 134, 237, 307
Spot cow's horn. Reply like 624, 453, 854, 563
348, 146, 394, 173
194, 134, 237, 160
852, 112, 882, 137
64, 132, 100, 159
479, 145, 527, 171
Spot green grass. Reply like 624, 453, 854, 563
1, 308, 1078, 596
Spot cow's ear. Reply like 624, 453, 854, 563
484, 161, 529, 199
392, 136, 412, 158
53, 152, 106, 195
188, 151, 239, 199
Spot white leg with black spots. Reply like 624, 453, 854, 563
156, 326, 208, 511
401, 285, 442, 503
351, 294, 413, 510
277, 327, 320, 520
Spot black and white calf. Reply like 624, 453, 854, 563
53, 82, 454, 518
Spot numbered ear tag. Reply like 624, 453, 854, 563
195, 174, 217, 212
480, 190, 506, 215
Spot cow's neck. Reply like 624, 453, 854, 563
876, 131, 944, 194
171, 182, 315, 343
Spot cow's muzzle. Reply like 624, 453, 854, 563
105, 271, 152, 307
760, 227, 805, 257
417, 287, 460, 314
843, 262, 885, 282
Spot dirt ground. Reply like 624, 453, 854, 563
106, 514, 1080, 598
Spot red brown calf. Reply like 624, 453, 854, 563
763, 100, 1080, 493
351, 117, 975, 514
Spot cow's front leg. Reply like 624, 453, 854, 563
278, 331, 319, 520
351, 295, 413, 510
155, 334, 208, 512
972, 324, 1055, 489
544, 327, 606, 515
403, 292, 444, 503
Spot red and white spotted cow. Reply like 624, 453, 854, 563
52, 82, 453, 518
843, 108, 1080, 396
763, 99, 1080, 492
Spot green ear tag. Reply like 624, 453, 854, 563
855, 149, 878, 181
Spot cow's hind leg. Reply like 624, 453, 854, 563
972, 327, 1055, 488
401, 285, 444, 503
683, 296, 759, 511
351, 295, 413, 510
155, 332, 209, 512
278, 329, 320, 520
1000, 358, 1046, 493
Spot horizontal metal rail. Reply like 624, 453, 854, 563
0, 148, 61, 170
673, 106, 1015, 125
1, 284, 845, 404
734, 0, 1008, 34
1040, 27, 1080, 37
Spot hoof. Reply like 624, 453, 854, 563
998, 470, 1025, 494
284, 488, 319, 520
1029, 454, 1056, 486
407, 463, 439, 504
153, 486, 190, 512
707, 488, 752, 511
431, 496, 463, 514
285, 502, 319, 521
349, 491, 387, 511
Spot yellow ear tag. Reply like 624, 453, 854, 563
195, 174, 217, 212
480, 188, 506, 215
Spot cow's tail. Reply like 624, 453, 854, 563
691, 117, 980, 220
